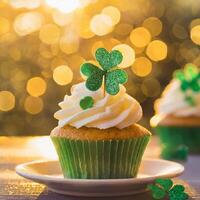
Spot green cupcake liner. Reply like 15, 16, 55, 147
51, 135, 150, 179
154, 126, 200, 154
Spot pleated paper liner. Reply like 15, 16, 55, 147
154, 126, 200, 154
51, 135, 150, 179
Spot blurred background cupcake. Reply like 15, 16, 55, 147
151, 65, 200, 160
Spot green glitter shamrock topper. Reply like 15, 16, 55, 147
174, 65, 200, 106
81, 48, 128, 95
148, 178, 188, 200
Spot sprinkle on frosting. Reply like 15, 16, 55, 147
80, 96, 94, 110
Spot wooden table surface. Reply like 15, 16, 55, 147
0, 136, 200, 200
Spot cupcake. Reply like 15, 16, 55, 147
51, 48, 151, 179
151, 65, 200, 158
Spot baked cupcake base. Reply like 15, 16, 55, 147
151, 115, 200, 155
51, 124, 151, 179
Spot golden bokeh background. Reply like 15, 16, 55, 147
0, 0, 199, 135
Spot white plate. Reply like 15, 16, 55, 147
16, 159, 184, 197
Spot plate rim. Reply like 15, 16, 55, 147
15, 158, 184, 184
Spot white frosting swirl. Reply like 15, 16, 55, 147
155, 80, 200, 117
54, 82, 142, 129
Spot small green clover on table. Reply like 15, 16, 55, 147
174, 65, 200, 106
81, 48, 128, 95
148, 178, 189, 200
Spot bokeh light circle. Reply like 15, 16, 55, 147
191, 25, 200, 45
24, 96, 43, 115
14, 12, 43, 36
146, 40, 167, 61
0, 91, 15, 111
90, 14, 113, 36
142, 17, 162, 37
113, 44, 135, 68
39, 24, 60, 44
131, 57, 152, 77
45, 0, 80, 14
102, 6, 121, 25
53, 65, 73, 85
130, 27, 151, 48
26, 77, 47, 97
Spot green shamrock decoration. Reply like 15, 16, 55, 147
80, 96, 94, 110
169, 185, 189, 200
148, 178, 189, 200
81, 48, 128, 95
174, 65, 200, 106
